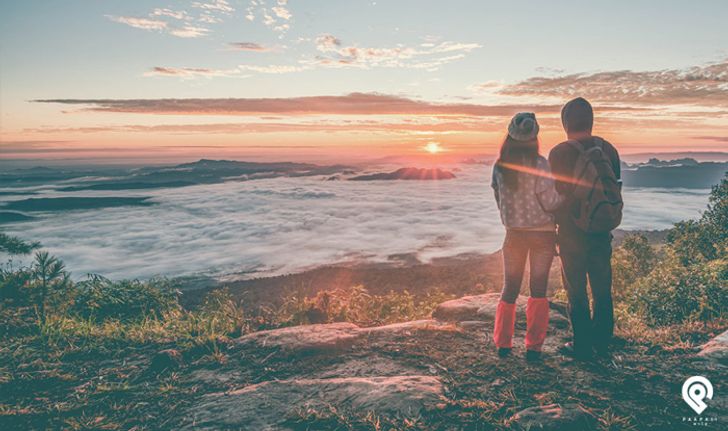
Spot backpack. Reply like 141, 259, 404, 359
567, 138, 623, 233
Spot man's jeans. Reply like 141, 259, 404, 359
501, 230, 556, 304
557, 225, 614, 353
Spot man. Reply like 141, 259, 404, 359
549, 97, 621, 360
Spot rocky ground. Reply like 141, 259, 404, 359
3, 292, 726, 430
175, 293, 726, 430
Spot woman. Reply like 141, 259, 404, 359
491, 112, 563, 361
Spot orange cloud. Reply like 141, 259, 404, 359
498, 60, 728, 107
32, 93, 566, 116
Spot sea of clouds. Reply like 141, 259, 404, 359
1, 165, 711, 280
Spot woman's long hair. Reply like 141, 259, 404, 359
495, 135, 539, 189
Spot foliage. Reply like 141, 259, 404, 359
614, 175, 728, 328
666, 173, 727, 264
0, 232, 40, 255
72, 275, 179, 322
276, 285, 453, 327
611, 234, 656, 301
27, 251, 71, 325
627, 253, 727, 326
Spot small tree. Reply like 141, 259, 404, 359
27, 251, 70, 325
0, 232, 40, 255
667, 174, 727, 264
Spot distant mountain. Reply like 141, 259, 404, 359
2, 197, 155, 212
349, 168, 456, 181
0, 159, 355, 192
622, 161, 727, 188
621, 152, 728, 163
636, 157, 699, 167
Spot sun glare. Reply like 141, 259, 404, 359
424, 142, 443, 154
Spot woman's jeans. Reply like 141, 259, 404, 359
500, 230, 556, 304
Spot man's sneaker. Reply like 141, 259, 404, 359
559, 342, 593, 361
525, 350, 542, 362
497, 347, 512, 358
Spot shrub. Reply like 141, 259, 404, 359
667, 174, 727, 264
627, 251, 727, 326
193, 288, 248, 338
72, 275, 179, 322
277, 285, 452, 327
611, 234, 657, 301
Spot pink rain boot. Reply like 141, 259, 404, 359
525, 297, 550, 356
494, 301, 517, 356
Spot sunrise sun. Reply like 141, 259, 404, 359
424, 142, 443, 154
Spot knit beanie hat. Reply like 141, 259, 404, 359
508, 112, 539, 141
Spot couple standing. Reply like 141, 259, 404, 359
491, 97, 623, 361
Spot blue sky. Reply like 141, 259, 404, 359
1, 1, 728, 162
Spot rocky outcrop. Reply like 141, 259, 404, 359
363, 319, 455, 335
180, 293, 588, 430
234, 322, 362, 353
511, 404, 595, 431
697, 329, 728, 366
182, 376, 444, 431
432, 293, 569, 329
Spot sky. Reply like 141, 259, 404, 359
1, 0, 728, 163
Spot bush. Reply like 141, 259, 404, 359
627, 251, 728, 326
667, 174, 727, 264
611, 234, 657, 301
277, 285, 453, 327
72, 275, 179, 322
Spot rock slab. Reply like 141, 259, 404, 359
512, 403, 594, 431
182, 375, 444, 430
234, 322, 361, 353
433, 293, 569, 329
697, 329, 728, 365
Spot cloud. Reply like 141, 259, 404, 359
26, 118, 509, 135
309, 34, 480, 71
228, 42, 273, 52
498, 60, 728, 107
246, 0, 293, 33
468, 80, 503, 93
143, 66, 246, 78
692, 135, 728, 142
168, 26, 210, 38
151, 8, 190, 21
237, 64, 308, 74
33, 93, 563, 117
108, 1, 239, 38
1, 167, 701, 280
106, 15, 167, 31
191, 0, 234, 14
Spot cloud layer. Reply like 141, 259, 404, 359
498, 60, 728, 107
1, 165, 708, 280
33, 93, 562, 116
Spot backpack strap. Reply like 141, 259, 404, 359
566, 139, 585, 154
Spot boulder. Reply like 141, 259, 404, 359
181, 375, 444, 430
433, 293, 569, 329
475, 293, 528, 322
697, 329, 728, 366
432, 293, 502, 321
235, 322, 361, 354
511, 403, 595, 431
458, 320, 490, 330
364, 319, 456, 335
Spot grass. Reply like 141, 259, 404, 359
1, 251, 725, 430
